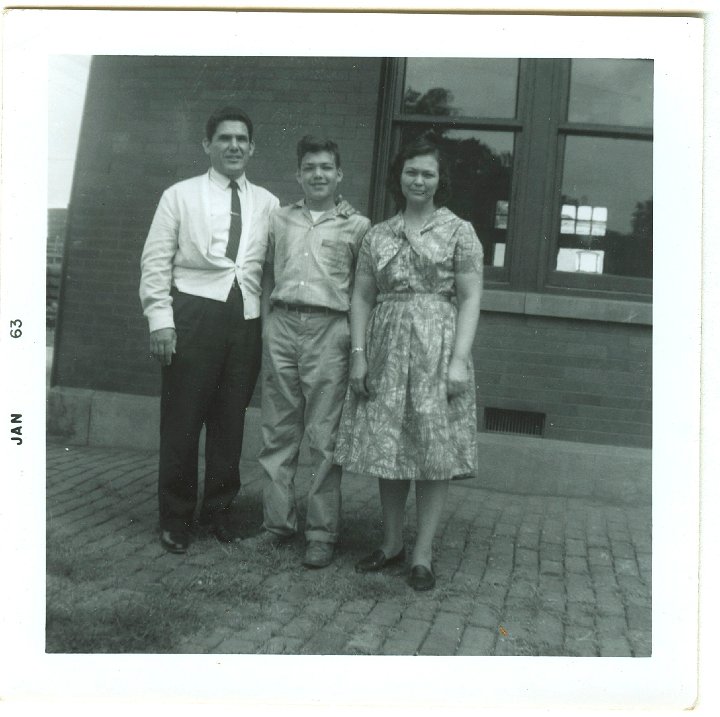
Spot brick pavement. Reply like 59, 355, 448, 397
46, 440, 651, 656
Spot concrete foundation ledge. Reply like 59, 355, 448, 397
46, 386, 255, 454
473, 432, 650, 505
46, 386, 650, 505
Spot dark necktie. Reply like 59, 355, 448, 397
225, 180, 242, 260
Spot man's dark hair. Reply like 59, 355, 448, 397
206, 106, 254, 142
296, 135, 341, 169
388, 132, 451, 210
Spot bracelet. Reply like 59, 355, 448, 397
351, 347, 365, 354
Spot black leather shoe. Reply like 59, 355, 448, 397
407, 565, 436, 591
211, 517, 236, 544
160, 530, 189, 554
355, 548, 406, 573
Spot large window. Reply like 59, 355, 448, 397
556, 136, 652, 280
567, 59, 653, 126
402, 58, 519, 118
373, 58, 653, 302
373, 58, 521, 280
397, 126, 515, 269
549, 59, 653, 292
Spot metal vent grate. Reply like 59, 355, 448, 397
484, 407, 545, 437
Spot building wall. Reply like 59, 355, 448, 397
47, 208, 68, 265
51, 56, 652, 449
474, 314, 651, 448
53, 55, 383, 397
47, 208, 68, 326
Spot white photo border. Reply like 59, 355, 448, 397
0, 8, 706, 712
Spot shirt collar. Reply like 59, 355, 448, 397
293, 198, 345, 218
209, 167, 247, 192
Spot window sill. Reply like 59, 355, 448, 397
482, 289, 652, 325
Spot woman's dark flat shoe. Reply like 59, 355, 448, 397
355, 548, 406, 573
407, 564, 436, 591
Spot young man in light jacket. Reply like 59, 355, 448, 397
140, 106, 279, 554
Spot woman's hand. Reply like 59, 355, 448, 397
349, 352, 370, 397
447, 356, 470, 399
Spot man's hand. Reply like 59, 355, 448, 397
150, 328, 177, 366
447, 356, 470, 399
335, 194, 358, 217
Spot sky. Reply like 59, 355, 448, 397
48, 55, 91, 208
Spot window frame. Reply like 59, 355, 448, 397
370, 57, 653, 313
543, 59, 653, 299
370, 57, 528, 286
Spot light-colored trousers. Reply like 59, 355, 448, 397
259, 307, 350, 544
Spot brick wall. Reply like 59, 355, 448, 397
53, 56, 383, 397
474, 313, 652, 448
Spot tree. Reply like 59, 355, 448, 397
403, 87, 457, 116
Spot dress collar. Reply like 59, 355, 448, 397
391, 206, 456, 235
376, 207, 457, 271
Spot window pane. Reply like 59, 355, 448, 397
556, 136, 652, 279
399, 126, 515, 267
402, 58, 518, 119
568, 59, 653, 126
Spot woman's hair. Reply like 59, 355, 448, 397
388, 132, 452, 210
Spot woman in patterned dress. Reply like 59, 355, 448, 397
334, 135, 483, 591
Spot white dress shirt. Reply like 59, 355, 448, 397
140, 170, 279, 331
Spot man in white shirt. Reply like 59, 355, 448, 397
140, 106, 279, 554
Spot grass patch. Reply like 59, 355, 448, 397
46, 498, 469, 653
46, 586, 198, 653
46, 538, 109, 583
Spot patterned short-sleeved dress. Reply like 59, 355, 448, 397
334, 207, 483, 481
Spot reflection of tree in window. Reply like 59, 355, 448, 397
399, 84, 514, 267
440, 134, 512, 266
403, 87, 457, 116
632, 200, 653, 243
626, 199, 652, 277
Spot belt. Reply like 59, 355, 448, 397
376, 292, 452, 303
272, 300, 346, 316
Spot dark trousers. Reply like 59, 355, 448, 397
158, 286, 261, 532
